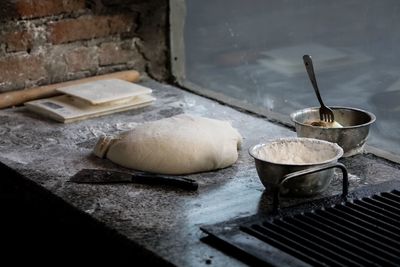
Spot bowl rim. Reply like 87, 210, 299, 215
290, 106, 376, 129
248, 137, 344, 166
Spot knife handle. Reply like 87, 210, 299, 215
131, 173, 199, 191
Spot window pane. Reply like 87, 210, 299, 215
177, 0, 400, 156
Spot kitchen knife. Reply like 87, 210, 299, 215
69, 169, 199, 191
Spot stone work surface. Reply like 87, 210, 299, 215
1, 80, 400, 266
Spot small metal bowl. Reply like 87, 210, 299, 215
290, 106, 376, 157
249, 138, 344, 197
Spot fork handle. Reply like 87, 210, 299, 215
303, 55, 325, 107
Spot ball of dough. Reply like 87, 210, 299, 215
93, 114, 242, 175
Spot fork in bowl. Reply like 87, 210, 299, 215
303, 54, 335, 122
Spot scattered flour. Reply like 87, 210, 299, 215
253, 138, 342, 165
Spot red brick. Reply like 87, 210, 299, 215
0, 54, 46, 90
0, 1, 18, 20
15, 0, 85, 19
49, 14, 136, 44
98, 42, 137, 66
4, 30, 33, 52
64, 47, 97, 72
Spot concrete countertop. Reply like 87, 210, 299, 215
1, 79, 400, 266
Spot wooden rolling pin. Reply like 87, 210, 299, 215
0, 70, 140, 109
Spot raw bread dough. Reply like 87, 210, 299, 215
93, 114, 242, 174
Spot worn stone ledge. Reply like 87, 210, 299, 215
1, 79, 400, 266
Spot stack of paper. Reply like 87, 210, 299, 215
25, 79, 155, 123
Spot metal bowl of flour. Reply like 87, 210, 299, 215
290, 106, 376, 157
249, 137, 345, 197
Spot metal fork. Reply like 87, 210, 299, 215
303, 55, 335, 122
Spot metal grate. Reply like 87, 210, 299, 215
201, 189, 400, 267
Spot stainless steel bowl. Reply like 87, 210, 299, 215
249, 138, 344, 197
290, 106, 376, 157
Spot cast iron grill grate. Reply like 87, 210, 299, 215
201, 189, 400, 267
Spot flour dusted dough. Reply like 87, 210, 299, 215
93, 114, 242, 174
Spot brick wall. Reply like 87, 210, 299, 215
0, 0, 169, 92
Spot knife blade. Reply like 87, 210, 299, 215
69, 169, 199, 191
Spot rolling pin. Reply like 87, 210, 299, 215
0, 70, 140, 109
